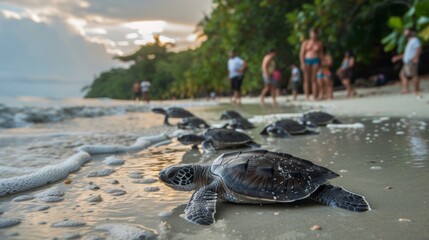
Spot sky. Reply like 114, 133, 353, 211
0, 0, 212, 98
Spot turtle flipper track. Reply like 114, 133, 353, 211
309, 185, 370, 212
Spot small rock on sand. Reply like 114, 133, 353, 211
128, 171, 143, 179
0, 218, 21, 228
108, 179, 119, 184
51, 220, 86, 228
310, 225, 322, 230
86, 195, 103, 203
36, 205, 50, 211
103, 156, 125, 166
85, 182, 100, 190
64, 179, 72, 184
87, 169, 115, 178
35, 187, 65, 198
385, 186, 392, 190
39, 221, 47, 225
105, 189, 127, 196
144, 187, 160, 192
64, 232, 81, 239
12, 195, 34, 202
95, 223, 157, 240
132, 178, 158, 184
38, 196, 64, 203
158, 211, 173, 218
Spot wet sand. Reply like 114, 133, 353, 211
0, 80, 428, 239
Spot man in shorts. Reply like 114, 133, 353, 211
392, 27, 422, 94
260, 48, 277, 106
227, 51, 247, 104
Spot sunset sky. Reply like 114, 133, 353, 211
0, 0, 212, 97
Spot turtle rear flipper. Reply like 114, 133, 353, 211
185, 185, 218, 225
164, 116, 172, 126
332, 119, 342, 124
260, 125, 269, 135
202, 140, 216, 152
246, 141, 261, 149
309, 185, 370, 212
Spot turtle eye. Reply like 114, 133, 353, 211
167, 170, 177, 179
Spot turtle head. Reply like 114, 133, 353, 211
152, 108, 166, 115
178, 134, 204, 145
159, 164, 201, 191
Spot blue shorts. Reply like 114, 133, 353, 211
304, 58, 321, 66
262, 75, 273, 85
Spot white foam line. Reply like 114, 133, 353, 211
249, 113, 304, 124
76, 133, 170, 154
327, 123, 365, 129
0, 133, 174, 197
0, 152, 90, 197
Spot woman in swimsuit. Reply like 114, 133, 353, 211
337, 50, 357, 97
300, 28, 324, 101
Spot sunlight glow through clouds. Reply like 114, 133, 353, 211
0, 1, 211, 56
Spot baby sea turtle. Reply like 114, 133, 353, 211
220, 110, 243, 120
178, 128, 260, 152
159, 150, 370, 225
152, 107, 194, 125
302, 111, 342, 127
260, 119, 314, 137
178, 117, 210, 130
222, 117, 255, 130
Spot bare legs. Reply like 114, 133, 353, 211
259, 84, 277, 106
303, 64, 320, 101
341, 79, 356, 97
413, 76, 420, 94
325, 77, 333, 99
231, 90, 241, 104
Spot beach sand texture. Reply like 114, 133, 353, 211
0, 80, 428, 239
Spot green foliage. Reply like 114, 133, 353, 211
382, 0, 429, 53
85, 0, 426, 100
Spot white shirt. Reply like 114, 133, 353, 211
141, 81, 151, 92
403, 37, 421, 64
228, 56, 245, 78
291, 67, 300, 82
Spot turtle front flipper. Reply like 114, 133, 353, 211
164, 116, 171, 126
185, 185, 218, 225
309, 185, 370, 212
202, 140, 216, 152
259, 125, 269, 135
246, 141, 261, 149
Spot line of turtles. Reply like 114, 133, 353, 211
153, 107, 370, 225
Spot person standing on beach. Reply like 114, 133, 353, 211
227, 51, 247, 105
337, 51, 357, 97
317, 52, 333, 100
272, 69, 282, 100
260, 48, 277, 106
300, 28, 324, 101
290, 64, 301, 101
140, 79, 151, 103
133, 81, 142, 102
391, 27, 422, 94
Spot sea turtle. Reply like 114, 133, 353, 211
260, 119, 315, 137
159, 149, 370, 225
178, 117, 210, 130
177, 128, 260, 152
152, 107, 194, 125
220, 110, 243, 120
302, 111, 342, 127
222, 117, 255, 130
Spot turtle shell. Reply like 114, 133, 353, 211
272, 119, 306, 134
303, 111, 336, 126
203, 128, 253, 147
179, 117, 209, 128
220, 110, 243, 120
211, 150, 339, 202
228, 117, 255, 129
166, 107, 194, 118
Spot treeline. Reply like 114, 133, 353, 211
85, 0, 429, 100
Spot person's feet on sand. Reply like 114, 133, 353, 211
259, 96, 265, 106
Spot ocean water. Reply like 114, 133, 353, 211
0, 104, 428, 239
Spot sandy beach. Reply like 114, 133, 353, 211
0, 78, 428, 240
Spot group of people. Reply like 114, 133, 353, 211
227, 27, 422, 105
132, 80, 151, 103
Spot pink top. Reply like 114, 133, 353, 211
273, 70, 281, 81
